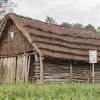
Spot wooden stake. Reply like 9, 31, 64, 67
40, 56, 43, 84
92, 63, 95, 84
70, 63, 73, 82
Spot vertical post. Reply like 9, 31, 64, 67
89, 50, 97, 83
70, 63, 73, 82
92, 63, 95, 84
39, 56, 43, 84
34, 53, 41, 83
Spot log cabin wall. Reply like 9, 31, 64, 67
43, 57, 70, 83
43, 57, 100, 83
72, 62, 91, 82
94, 63, 100, 82
72, 62, 100, 82
0, 19, 33, 56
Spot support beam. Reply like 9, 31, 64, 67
39, 56, 44, 84
34, 54, 40, 83
34, 53, 44, 84
92, 63, 95, 83
70, 63, 73, 82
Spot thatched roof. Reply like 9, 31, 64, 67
1, 13, 100, 62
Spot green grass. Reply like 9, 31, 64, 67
0, 83, 99, 100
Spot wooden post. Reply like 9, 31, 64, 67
70, 63, 73, 82
39, 56, 43, 84
92, 63, 95, 84
34, 54, 40, 83
35, 53, 44, 84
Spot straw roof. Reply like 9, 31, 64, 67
1, 13, 100, 62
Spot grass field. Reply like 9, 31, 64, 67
0, 83, 100, 100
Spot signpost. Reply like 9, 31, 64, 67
89, 50, 97, 83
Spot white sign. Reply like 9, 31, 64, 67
89, 50, 97, 63
10, 32, 15, 40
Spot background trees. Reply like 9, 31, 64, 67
73, 23, 83, 29
45, 16, 100, 34
60, 22, 72, 28
45, 16, 57, 24
84, 24, 96, 33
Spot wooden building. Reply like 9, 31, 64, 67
0, 13, 100, 83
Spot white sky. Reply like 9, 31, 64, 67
11, 0, 100, 27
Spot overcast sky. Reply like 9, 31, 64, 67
11, 0, 100, 27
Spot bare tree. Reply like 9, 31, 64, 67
0, 0, 16, 18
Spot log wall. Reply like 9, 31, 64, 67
72, 63, 100, 82
43, 58, 70, 83
72, 62, 91, 82
43, 57, 100, 83
94, 63, 100, 82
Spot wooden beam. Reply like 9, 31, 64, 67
0, 51, 36, 58
34, 53, 44, 84
70, 63, 73, 82
92, 63, 95, 83
39, 56, 44, 84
